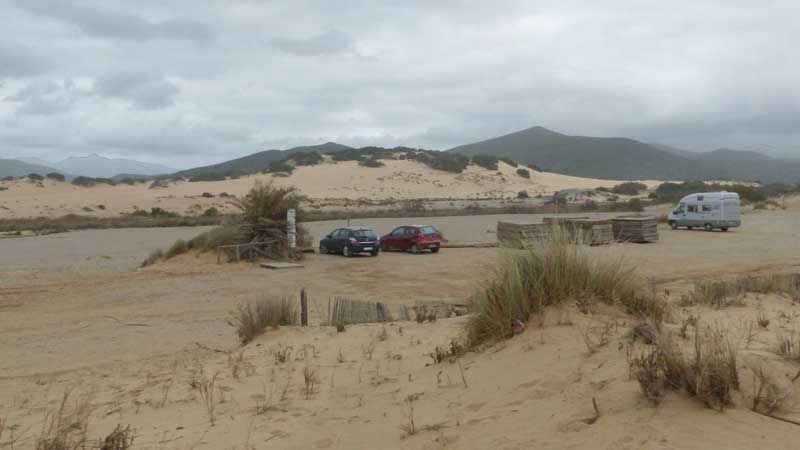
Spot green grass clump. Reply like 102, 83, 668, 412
465, 229, 664, 347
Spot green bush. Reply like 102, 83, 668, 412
203, 207, 220, 217
72, 176, 96, 187
359, 157, 384, 168
627, 198, 644, 212
46, 172, 65, 182
611, 182, 647, 195
27, 173, 44, 181
516, 168, 530, 178
267, 161, 294, 174
517, 190, 529, 199
471, 154, 499, 171
190, 173, 226, 182
291, 151, 323, 166
465, 230, 663, 347
499, 157, 517, 167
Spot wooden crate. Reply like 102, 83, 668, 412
612, 216, 659, 243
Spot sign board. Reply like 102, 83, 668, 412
287, 208, 297, 249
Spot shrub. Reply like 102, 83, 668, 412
140, 249, 163, 267
72, 176, 96, 187
465, 229, 660, 347
406, 150, 469, 173
163, 239, 189, 259
471, 154, 499, 171
630, 324, 739, 411
291, 151, 323, 166
46, 172, 65, 182
581, 200, 598, 211
359, 157, 384, 168
267, 160, 294, 174
189, 172, 226, 182
499, 157, 517, 167
231, 180, 308, 258
36, 389, 92, 450
611, 182, 647, 195
130, 207, 179, 218
627, 198, 644, 212
201, 192, 215, 198
189, 225, 244, 251
27, 173, 44, 181
682, 273, 800, 307
516, 168, 530, 178
517, 190, 529, 199
203, 207, 220, 217
227, 297, 298, 344
118, 177, 137, 185
527, 163, 542, 172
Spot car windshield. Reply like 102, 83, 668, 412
353, 229, 377, 239
419, 226, 436, 234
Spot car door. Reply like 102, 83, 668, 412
403, 227, 417, 249
386, 227, 404, 250
324, 229, 340, 252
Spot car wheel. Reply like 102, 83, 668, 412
687, 226, 693, 230
320, 243, 328, 254
370, 250, 380, 257
410, 244, 420, 254
704, 223, 713, 232
343, 245, 352, 257
669, 221, 678, 230
431, 247, 440, 254
721, 227, 729, 232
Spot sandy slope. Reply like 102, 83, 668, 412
0, 160, 661, 218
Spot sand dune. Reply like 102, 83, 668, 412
0, 160, 660, 218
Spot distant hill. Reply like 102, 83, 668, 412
0, 158, 60, 178
449, 126, 800, 182
53, 154, 174, 178
174, 142, 353, 178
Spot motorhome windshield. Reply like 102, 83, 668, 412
674, 203, 686, 214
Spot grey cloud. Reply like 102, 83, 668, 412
271, 30, 354, 56
0, 43, 50, 77
94, 74, 179, 110
16, 0, 214, 42
5, 79, 81, 115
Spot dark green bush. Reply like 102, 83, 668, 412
72, 176, 96, 187
471, 154, 499, 171
516, 168, 530, 178
291, 151, 323, 166
190, 173, 226, 182
267, 161, 294, 174
46, 172, 65, 182
359, 157, 384, 168
27, 173, 44, 181
611, 182, 648, 195
499, 157, 517, 167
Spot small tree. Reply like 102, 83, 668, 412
516, 168, 530, 178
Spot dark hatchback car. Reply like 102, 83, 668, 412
380, 225, 441, 254
319, 227, 380, 257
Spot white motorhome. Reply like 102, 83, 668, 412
667, 192, 741, 232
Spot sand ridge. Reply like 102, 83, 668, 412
0, 160, 662, 218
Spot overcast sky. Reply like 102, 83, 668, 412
1, 0, 798, 168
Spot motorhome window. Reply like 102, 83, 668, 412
688, 205, 698, 213
697, 195, 704, 201
702, 204, 712, 212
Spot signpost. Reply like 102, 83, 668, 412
287, 208, 296, 249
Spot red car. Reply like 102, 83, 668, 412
380, 225, 441, 254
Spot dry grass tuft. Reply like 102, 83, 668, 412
303, 366, 320, 398
777, 333, 800, 361
227, 297, 298, 345
682, 273, 800, 308
630, 323, 739, 411
99, 424, 135, 450
36, 389, 93, 450
465, 229, 664, 347
272, 345, 293, 364
190, 372, 219, 426
139, 249, 163, 268
399, 393, 423, 436
163, 239, 189, 260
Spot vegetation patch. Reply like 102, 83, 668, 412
611, 182, 647, 195
228, 297, 298, 344
471, 154, 499, 171
516, 168, 530, 178
45, 172, 65, 182
630, 323, 739, 411
679, 273, 800, 307
465, 229, 665, 347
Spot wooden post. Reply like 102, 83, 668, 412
300, 289, 308, 326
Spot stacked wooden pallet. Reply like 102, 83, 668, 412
543, 217, 614, 245
612, 216, 659, 243
565, 218, 614, 245
497, 221, 552, 248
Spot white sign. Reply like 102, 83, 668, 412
287, 208, 297, 249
